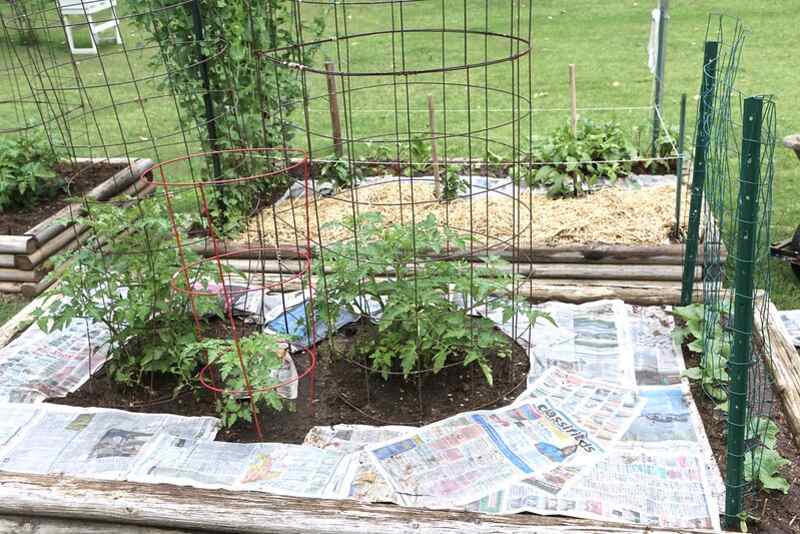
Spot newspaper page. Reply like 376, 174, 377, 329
469, 445, 721, 530
778, 309, 800, 346
131, 434, 354, 498
366, 398, 605, 508
0, 404, 218, 479
526, 300, 636, 388
303, 424, 415, 503
0, 403, 42, 452
621, 384, 725, 504
511, 368, 645, 496
0, 388, 47, 404
303, 424, 416, 454
628, 305, 684, 387
0, 318, 110, 401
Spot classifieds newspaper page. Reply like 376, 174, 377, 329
366, 398, 605, 508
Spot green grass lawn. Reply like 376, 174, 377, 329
0, 294, 26, 325
1, 0, 798, 308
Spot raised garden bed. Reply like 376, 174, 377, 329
49, 316, 530, 444
0, 158, 155, 297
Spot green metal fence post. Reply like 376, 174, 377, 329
681, 41, 720, 305
724, 95, 764, 528
674, 93, 687, 233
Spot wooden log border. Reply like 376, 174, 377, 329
0, 158, 154, 297
753, 297, 800, 448
0, 472, 725, 534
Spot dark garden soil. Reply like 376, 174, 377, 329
49, 318, 530, 445
683, 349, 800, 533
1, 162, 126, 235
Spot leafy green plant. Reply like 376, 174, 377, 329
524, 119, 639, 198
673, 304, 730, 404
633, 123, 679, 174
181, 332, 288, 427
440, 164, 466, 202
131, 1, 324, 223
35, 197, 216, 385
404, 135, 432, 175
744, 416, 790, 494
319, 158, 357, 190
0, 133, 61, 213
673, 305, 791, 494
316, 212, 552, 384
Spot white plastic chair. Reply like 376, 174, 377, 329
58, 0, 122, 55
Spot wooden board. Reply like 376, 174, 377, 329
195, 241, 723, 265
217, 258, 700, 283
0, 515, 197, 534
754, 298, 800, 448
0, 472, 724, 534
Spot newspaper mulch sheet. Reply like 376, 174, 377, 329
778, 310, 800, 347
0, 298, 724, 530
0, 318, 109, 403
0, 403, 218, 480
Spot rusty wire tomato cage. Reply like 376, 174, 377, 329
148, 147, 316, 439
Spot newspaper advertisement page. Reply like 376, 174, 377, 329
628, 305, 684, 387
0, 318, 110, 400
512, 368, 645, 496
366, 399, 605, 508
470, 445, 721, 530
303, 424, 415, 503
622, 385, 725, 504
131, 434, 354, 498
0, 404, 218, 479
527, 300, 636, 388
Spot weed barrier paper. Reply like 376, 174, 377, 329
0, 318, 110, 402
365, 398, 606, 509
131, 435, 355, 499
0, 403, 218, 480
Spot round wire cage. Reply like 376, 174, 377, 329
149, 147, 317, 439
247, 0, 539, 416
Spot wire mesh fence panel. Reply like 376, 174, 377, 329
684, 14, 780, 528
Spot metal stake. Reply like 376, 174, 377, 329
681, 40, 719, 305
724, 95, 764, 528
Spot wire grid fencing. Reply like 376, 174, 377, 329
687, 14, 780, 527
2, 1, 691, 433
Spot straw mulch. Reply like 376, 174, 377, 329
245, 180, 685, 248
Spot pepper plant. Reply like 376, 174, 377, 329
316, 212, 552, 384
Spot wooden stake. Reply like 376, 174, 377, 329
569, 64, 578, 136
428, 94, 441, 198
325, 61, 344, 159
